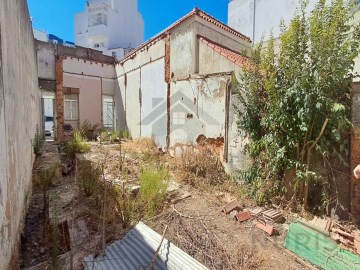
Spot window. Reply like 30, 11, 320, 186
88, 12, 108, 27
103, 96, 114, 129
64, 99, 78, 120
173, 112, 185, 125
94, 42, 105, 48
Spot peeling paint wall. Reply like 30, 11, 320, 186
115, 14, 253, 161
0, 0, 42, 268
169, 76, 228, 148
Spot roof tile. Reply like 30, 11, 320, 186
199, 37, 249, 68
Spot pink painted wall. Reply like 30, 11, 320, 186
63, 74, 102, 126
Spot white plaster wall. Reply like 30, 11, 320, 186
198, 42, 238, 75
228, 0, 318, 44
63, 58, 115, 79
125, 70, 141, 138
0, 0, 42, 268
140, 59, 167, 147
37, 43, 56, 80
169, 76, 228, 147
170, 28, 195, 80
115, 40, 165, 138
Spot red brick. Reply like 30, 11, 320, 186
223, 200, 241, 214
255, 221, 275, 236
236, 211, 251, 222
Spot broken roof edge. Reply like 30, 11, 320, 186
35, 40, 116, 65
117, 7, 251, 65
198, 35, 250, 67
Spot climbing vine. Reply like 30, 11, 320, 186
235, 0, 360, 211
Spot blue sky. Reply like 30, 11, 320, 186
27, 0, 229, 42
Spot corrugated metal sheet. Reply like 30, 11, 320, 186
83, 222, 209, 270
284, 221, 360, 270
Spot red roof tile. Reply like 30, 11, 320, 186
118, 7, 251, 64
199, 36, 249, 68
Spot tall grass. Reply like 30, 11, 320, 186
65, 130, 90, 158
140, 166, 169, 215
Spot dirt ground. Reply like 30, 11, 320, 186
21, 140, 313, 270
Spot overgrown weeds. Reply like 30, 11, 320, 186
140, 165, 169, 215
33, 162, 59, 227
123, 138, 158, 155
173, 147, 228, 187
78, 160, 102, 197
32, 128, 44, 156
81, 120, 100, 141
65, 130, 90, 158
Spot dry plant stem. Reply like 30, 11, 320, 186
101, 152, 108, 253
146, 225, 168, 270
304, 118, 329, 210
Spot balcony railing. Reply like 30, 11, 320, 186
87, 0, 112, 7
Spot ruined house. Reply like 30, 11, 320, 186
37, 8, 253, 170
115, 8, 252, 169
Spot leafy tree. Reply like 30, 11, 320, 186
235, 0, 360, 210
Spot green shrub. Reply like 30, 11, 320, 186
34, 162, 59, 215
81, 120, 100, 141
78, 160, 102, 197
66, 130, 90, 158
122, 128, 132, 140
139, 166, 169, 215
110, 128, 132, 142
32, 129, 44, 156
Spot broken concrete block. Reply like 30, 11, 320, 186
236, 210, 251, 222
223, 200, 241, 214
255, 221, 274, 236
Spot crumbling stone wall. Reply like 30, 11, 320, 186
0, 0, 42, 268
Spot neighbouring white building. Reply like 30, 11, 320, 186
75, 0, 144, 59
228, 0, 319, 44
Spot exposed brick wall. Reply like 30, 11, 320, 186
55, 58, 64, 140
351, 84, 360, 223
